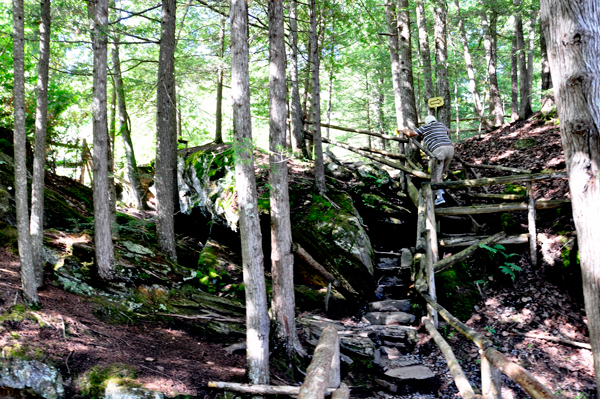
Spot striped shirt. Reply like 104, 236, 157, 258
414, 122, 453, 151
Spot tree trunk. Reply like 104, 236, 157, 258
514, 0, 532, 120
454, 0, 489, 130
540, 24, 552, 92
268, 0, 305, 358
415, 0, 435, 118
376, 73, 387, 150
325, 19, 335, 140
540, 0, 600, 390
310, 0, 326, 194
527, 10, 537, 103
511, 35, 519, 121
155, 0, 177, 263
433, 0, 451, 127
396, 0, 417, 130
13, 0, 38, 304
289, 0, 306, 158
215, 14, 225, 144
88, 0, 115, 280
111, 41, 147, 210
230, 0, 270, 384
480, 8, 504, 127
30, 0, 50, 289
384, 2, 404, 131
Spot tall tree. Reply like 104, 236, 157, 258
433, 0, 451, 127
215, 14, 225, 144
454, 0, 489, 130
415, 0, 435, 118
230, 0, 270, 384
31, 0, 51, 288
88, 0, 115, 280
514, 0, 532, 119
527, 10, 537, 102
111, 41, 146, 210
288, 0, 306, 157
540, 0, 600, 390
384, 2, 404, 132
155, 0, 178, 263
268, 0, 305, 358
511, 35, 519, 121
540, 24, 552, 92
396, 0, 417, 130
480, 7, 504, 127
309, 0, 326, 194
13, 0, 38, 304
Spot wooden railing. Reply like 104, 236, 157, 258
414, 171, 568, 399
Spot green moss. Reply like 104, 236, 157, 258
78, 364, 139, 398
514, 138, 537, 150
0, 221, 18, 251
436, 261, 481, 320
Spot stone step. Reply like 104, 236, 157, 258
376, 365, 438, 394
369, 299, 412, 313
364, 311, 415, 326
374, 284, 410, 300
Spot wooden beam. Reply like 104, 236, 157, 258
434, 232, 506, 274
430, 171, 567, 190
440, 234, 529, 247
293, 243, 340, 288
434, 199, 571, 216
299, 326, 340, 399
455, 159, 532, 174
526, 183, 537, 266
305, 120, 408, 143
207, 382, 337, 396
464, 193, 526, 201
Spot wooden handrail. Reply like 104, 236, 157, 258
299, 325, 340, 399
430, 171, 567, 190
434, 199, 570, 216
419, 292, 560, 399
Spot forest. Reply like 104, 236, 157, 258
1, 0, 600, 398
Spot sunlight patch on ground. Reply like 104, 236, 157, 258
490, 149, 516, 162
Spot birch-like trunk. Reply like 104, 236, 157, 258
230, 0, 270, 384
514, 0, 532, 120
540, 0, 600, 389
111, 41, 146, 210
396, 0, 417, 130
30, 0, 51, 288
384, 2, 404, 131
13, 0, 38, 303
269, 0, 305, 358
454, 0, 489, 130
289, 0, 306, 158
433, 0, 451, 127
511, 35, 519, 121
309, 0, 326, 194
88, 0, 115, 280
155, 0, 177, 262
480, 8, 504, 127
415, 0, 435, 118
215, 15, 225, 144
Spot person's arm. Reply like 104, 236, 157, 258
401, 128, 418, 138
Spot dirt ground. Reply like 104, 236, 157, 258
0, 114, 595, 398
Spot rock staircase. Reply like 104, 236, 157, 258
298, 249, 439, 397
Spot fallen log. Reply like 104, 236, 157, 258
431, 171, 567, 190
423, 317, 482, 399
207, 382, 337, 396
511, 331, 592, 350
455, 159, 532, 174
293, 243, 340, 288
299, 325, 340, 399
463, 193, 526, 201
434, 232, 506, 274
308, 133, 430, 179
434, 199, 571, 216
439, 234, 529, 247
331, 383, 350, 399
304, 121, 408, 143
406, 176, 419, 208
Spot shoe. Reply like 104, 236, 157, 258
435, 195, 446, 206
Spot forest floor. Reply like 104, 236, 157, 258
0, 114, 595, 399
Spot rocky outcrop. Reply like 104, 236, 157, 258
0, 359, 64, 399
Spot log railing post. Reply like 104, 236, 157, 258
481, 350, 502, 399
423, 229, 438, 328
299, 325, 341, 399
526, 182, 537, 266
422, 182, 439, 328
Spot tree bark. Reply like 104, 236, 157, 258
511, 34, 519, 121
88, 0, 115, 280
289, 0, 306, 158
309, 0, 326, 194
13, 0, 38, 304
376, 73, 387, 149
396, 0, 417, 130
540, 0, 600, 390
433, 0, 451, 127
415, 0, 435, 118
454, 0, 489, 130
384, 2, 404, 131
514, 0, 532, 120
155, 0, 178, 262
527, 10, 537, 104
215, 14, 225, 144
30, 0, 51, 289
540, 24, 552, 92
269, 0, 305, 358
111, 41, 146, 210
230, 0, 270, 384
480, 7, 503, 127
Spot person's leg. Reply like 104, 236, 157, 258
441, 146, 455, 180
431, 147, 445, 184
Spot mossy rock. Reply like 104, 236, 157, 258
514, 138, 537, 150
436, 261, 481, 321
77, 363, 139, 398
